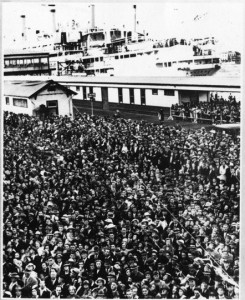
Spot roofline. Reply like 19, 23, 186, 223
57, 80, 240, 89
4, 80, 77, 99
4, 52, 50, 57
29, 80, 77, 98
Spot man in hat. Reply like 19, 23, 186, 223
130, 262, 144, 283
22, 264, 38, 288
21, 265, 38, 297
94, 260, 107, 280
8, 273, 21, 294
184, 276, 197, 298
80, 249, 90, 271
197, 276, 214, 299
45, 268, 59, 292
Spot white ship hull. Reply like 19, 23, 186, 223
50, 44, 221, 77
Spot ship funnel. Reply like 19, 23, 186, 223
20, 15, 26, 41
91, 4, 95, 28
133, 5, 137, 33
50, 9, 57, 34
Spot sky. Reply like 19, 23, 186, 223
2, 2, 244, 52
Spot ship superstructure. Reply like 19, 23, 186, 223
4, 4, 222, 77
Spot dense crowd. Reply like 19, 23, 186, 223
171, 93, 240, 124
3, 111, 240, 299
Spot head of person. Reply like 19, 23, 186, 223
126, 289, 133, 299
217, 285, 225, 297
68, 285, 76, 295
50, 268, 57, 280
14, 286, 22, 297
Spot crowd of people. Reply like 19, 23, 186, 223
3, 111, 240, 299
171, 93, 240, 124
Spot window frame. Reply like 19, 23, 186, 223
140, 89, 146, 105
164, 89, 175, 96
118, 88, 123, 103
13, 98, 28, 108
129, 88, 135, 104
83, 86, 87, 99
5, 97, 10, 105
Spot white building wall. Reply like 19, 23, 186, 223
145, 89, 179, 107
3, 96, 34, 115
123, 88, 130, 104
108, 88, 119, 103
134, 89, 141, 105
34, 87, 73, 117
94, 87, 102, 102
199, 91, 208, 102
69, 86, 82, 100
4, 88, 74, 117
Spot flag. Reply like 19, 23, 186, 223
213, 265, 239, 288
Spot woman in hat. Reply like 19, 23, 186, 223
92, 278, 108, 299
76, 280, 92, 298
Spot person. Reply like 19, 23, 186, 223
38, 280, 51, 298
3, 111, 240, 299
92, 278, 108, 298
158, 109, 164, 122
51, 285, 64, 299
67, 285, 80, 299
45, 269, 59, 292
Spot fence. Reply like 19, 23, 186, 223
168, 107, 240, 125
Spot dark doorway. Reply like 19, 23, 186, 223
180, 90, 199, 106
46, 100, 59, 116
101, 87, 109, 110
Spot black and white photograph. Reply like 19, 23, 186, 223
1, 1, 243, 299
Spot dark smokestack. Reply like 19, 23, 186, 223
91, 4, 95, 28
20, 15, 26, 41
133, 5, 137, 33
50, 9, 57, 33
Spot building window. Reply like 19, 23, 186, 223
129, 88, 134, 104
83, 87, 87, 99
118, 88, 123, 103
164, 89, 175, 96
140, 89, 146, 105
152, 89, 158, 95
76, 86, 80, 91
13, 98, 28, 108
46, 100, 58, 108
5, 97, 10, 105
89, 87, 93, 94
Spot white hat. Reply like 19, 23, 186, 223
105, 224, 116, 229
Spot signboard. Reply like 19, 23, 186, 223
88, 93, 96, 98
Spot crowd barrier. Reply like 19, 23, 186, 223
168, 108, 240, 125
